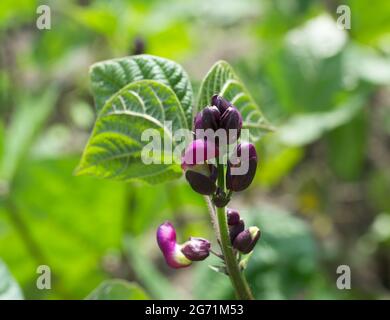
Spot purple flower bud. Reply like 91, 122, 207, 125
181, 237, 211, 261
229, 219, 245, 243
226, 142, 258, 192
233, 226, 261, 254
185, 164, 217, 195
211, 95, 232, 114
226, 208, 240, 225
212, 188, 230, 207
194, 106, 220, 132
182, 139, 219, 169
156, 222, 192, 268
220, 107, 242, 144
193, 112, 203, 131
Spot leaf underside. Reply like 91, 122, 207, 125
76, 80, 184, 184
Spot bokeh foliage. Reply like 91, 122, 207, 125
0, 0, 389, 299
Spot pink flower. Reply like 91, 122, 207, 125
181, 139, 219, 170
156, 222, 210, 269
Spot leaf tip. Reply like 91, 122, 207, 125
73, 163, 87, 177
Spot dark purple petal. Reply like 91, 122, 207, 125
226, 143, 258, 192
211, 94, 232, 114
220, 107, 242, 144
193, 112, 203, 131
226, 208, 240, 225
236, 142, 257, 160
201, 106, 220, 131
212, 188, 230, 208
181, 237, 211, 261
229, 219, 245, 243
233, 227, 261, 254
185, 165, 217, 195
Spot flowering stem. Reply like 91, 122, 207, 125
215, 164, 254, 300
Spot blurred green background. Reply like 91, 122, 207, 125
1, 0, 390, 299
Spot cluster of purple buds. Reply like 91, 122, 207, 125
156, 95, 261, 269
194, 95, 243, 144
227, 208, 260, 254
182, 95, 258, 202
157, 222, 211, 268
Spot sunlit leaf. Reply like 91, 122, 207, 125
76, 80, 185, 184
90, 54, 194, 127
197, 60, 273, 141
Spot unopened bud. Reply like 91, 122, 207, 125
193, 112, 203, 131
211, 95, 232, 114
194, 106, 220, 132
229, 219, 245, 243
220, 107, 242, 144
226, 208, 240, 225
212, 188, 230, 207
185, 164, 217, 195
226, 142, 258, 192
233, 226, 261, 254
181, 237, 211, 261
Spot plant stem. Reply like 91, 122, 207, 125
215, 164, 254, 300
216, 206, 254, 300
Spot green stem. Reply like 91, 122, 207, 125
215, 164, 254, 300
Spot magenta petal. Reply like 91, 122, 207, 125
181, 139, 219, 169
157, 222, 176, 252
156, 222, 191, 269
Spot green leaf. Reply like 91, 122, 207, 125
0, 259, 24, 300
3, 157, 127, 299
86, 279, 149, 300
90, 54, 194, 127
197, 60, 273, 141
76, 80, 185, 184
